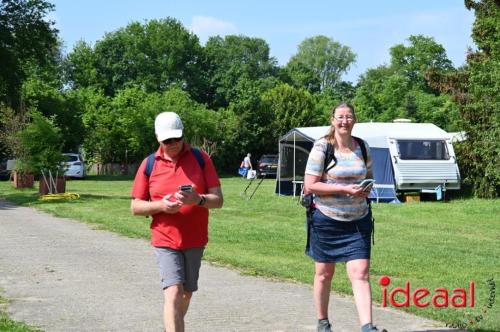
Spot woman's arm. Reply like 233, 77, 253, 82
304, 174, 369, 198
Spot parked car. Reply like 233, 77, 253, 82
62, 153, 86, 179
0, 159, 11, 181
257, 154, 279, 177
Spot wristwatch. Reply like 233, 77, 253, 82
197, 195, 206, 206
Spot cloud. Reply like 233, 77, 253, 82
189, 16, 237, 44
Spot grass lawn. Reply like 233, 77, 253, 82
0, 176, 499, 331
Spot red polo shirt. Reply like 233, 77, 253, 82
131, 144, 221, 249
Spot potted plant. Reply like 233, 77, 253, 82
16, 111, 65, 194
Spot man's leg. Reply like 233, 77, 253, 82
182, 291, 192, 316
164, 284, 185, 332
157, 247, 204, 331
163, 287, 193, 332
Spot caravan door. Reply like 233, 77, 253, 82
387, 138, 460, 191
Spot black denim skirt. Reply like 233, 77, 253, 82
306, 208, 373, 263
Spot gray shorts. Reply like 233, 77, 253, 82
154, 247, 204, 292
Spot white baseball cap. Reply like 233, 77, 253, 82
154, 112, 184, 141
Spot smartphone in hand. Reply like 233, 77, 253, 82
179, 184, 193, 192
358, 179, 375, 192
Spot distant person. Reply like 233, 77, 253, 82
303, 103, 386, 332
130, 112, 223, 332
240, 153, 252, 177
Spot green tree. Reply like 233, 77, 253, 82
460, 0, 499, 197
353, 35, 459, 130
282, 60, 321, 92
389, 35, 453, 92
286, 35, 356, 92
0, 104, 28, 160
78, 88, 113, 165
65, 18, 208, 102
62, 40, 98, 90
80, 86, 221, 165
353, 65, 395, 121
261, 83, 319, 147
204, 35, 278, 108
0, 0, 59, 110
81, 87, 152, 164
313, 85, 357, 124
426, 0, 499, 198
21, 77, 85, 152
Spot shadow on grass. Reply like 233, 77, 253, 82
0, 193, 39, 207
0, 193, 130, 208
77, 193, 130, 200
79, 175, 135, 181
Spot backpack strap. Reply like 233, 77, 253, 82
323, 142, 337, 174
353, 136, 374, 244
323, 136, 367, 174
144, 153, 156, 177
191, 147, 205, 170
144, 148, 205, 178
353, 136, 368, 165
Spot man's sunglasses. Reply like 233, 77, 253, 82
162, 136, 183, 145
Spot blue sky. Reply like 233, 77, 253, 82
49, 0, 476, 83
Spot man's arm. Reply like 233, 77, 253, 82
203, 186, 223, 209
174, 186, 223, 209
131, 194, 182, 216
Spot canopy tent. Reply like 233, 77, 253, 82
277, 128, 321, 198
276, 123, 451, 201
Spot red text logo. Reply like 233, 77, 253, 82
379, 275, 475, 308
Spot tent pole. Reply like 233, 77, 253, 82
278, 140, 281, 195
293, 132, 296, 191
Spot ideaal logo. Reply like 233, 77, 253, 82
379, 276, 496, 329
379, 275, 475, 308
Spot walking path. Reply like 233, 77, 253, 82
0, 199, 462, 331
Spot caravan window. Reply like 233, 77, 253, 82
396, 140, 450, 160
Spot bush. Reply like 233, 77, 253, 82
16, 111, 64, 175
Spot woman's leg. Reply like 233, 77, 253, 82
346, 259, 372, 326
313, 262, 335, 319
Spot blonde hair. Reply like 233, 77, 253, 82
324, 102, 356, 145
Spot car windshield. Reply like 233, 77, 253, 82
260, 156, 278, 163
64, 155, 79, 162
396, 140, 450, 160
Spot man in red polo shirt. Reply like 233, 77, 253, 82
131, 112, 223, 332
